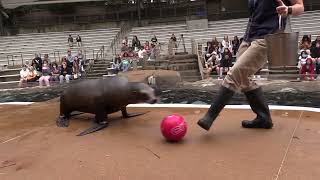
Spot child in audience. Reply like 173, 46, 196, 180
50, 62, 60, 81
19, 64, 29, 87
39, 62, 51, 87
300, 58, 315, 81
27, 66, 38, 82
217, 48, 233, 79
120, 52, 130, 72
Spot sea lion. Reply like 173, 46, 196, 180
56, 76, 157, 136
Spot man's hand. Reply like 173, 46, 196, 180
276, 0, 288, 16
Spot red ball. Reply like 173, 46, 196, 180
160, 114, 187, 142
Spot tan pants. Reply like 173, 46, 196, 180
222, 39, 267, 93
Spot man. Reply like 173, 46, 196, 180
198, 0, 304, 131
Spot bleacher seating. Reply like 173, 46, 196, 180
0, 28, 120, 66
127, 10, 320, 56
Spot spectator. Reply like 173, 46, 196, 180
298, 49, 311, 70
151, 35, 158, 45
132, 36, 141, 51
311, 36, 320, 48
43, 54, 50, 65
27, 66, 38, 82
50, 62, 60, 81
120, 52, 130, 72
68, 34, 74, 47
124, 36, 129, 46
39, 62, 51, 87
300, 58, 315, 81
121, 41, 129, 52
170, 33, 177, 48
300, 35, 311, 49
66, 50, 74, 63
211, 37, 219, 47
77, 50, 85, 73
217, 48, 233, 79
144, 41, 152, 60
111, 55, 121, 74
73, 57, 80, 79
223, 41, 233, 53
76, 35, 82, 47
232, 36, 240, 56
31, 54, 43, 77
222, 35, 230, 48
310, 40, 320, 80
19, 64, 29, 87
60, 62, 72, 84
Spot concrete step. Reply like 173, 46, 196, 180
168, 63, 198, 71
181, 76, 202, 82
169, 58, 198, 64
90, 69, 108, 74
86, 72, 108, 77
179, 69, 201, 77
0, 74, 20, 82
0, 69, 20, 76
91, 66, 109, 70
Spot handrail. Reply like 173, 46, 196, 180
196, 41, 205, 80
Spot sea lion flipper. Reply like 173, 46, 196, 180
76, 121, 109, 136
70, 111, 84, 117
121, 108, 150, 118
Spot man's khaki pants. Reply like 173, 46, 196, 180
222, 39, 267, 93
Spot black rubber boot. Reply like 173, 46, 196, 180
197, 86, 235, 131
242, 87, 273, 129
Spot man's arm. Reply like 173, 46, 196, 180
277, 0, 304, 16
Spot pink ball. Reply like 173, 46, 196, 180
160, 114, 187, 142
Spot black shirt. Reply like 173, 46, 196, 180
244, 0, 291, 42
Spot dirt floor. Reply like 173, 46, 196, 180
0, 102, 320, 180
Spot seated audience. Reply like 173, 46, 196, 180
132, 36, 141, 51
19, 64, 29, 87
300, 58, 315, 81
73, 57, 80, 79
222, 35, 230, 48
111, 55, 122, 74
26, 66, 38, 82
66, 50, 75, 65
121, 41, 129, 52
43, 54, 50, 65
50, 62, 60, 81
39, 62, 51, 87
211, 37, 219, 47
31, 54, 43, 76
232, 36, 240, 56
60, 62, 72, 84
217, 48, 233, 79
120, 52, 130, 72
311, 38, 320, 79
144, 41, 152, 60
299, 35, 311, 49
298, 49, 311, 70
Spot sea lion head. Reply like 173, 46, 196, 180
130, 83, 158, 104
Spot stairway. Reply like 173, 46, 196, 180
85, 59, 112, 79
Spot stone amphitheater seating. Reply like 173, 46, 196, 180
0, 28, 120, 66
128, 10, 320, 55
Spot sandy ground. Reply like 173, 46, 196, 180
0, 102, 320, 180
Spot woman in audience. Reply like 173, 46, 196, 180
39, 61, 51, 87
19, 64, 29, 87
216, 48, 233, 79
232, 36, 240, 56
50, 62, 60, 81
211, 37, 219, 47
222, 35, 230, 48
144, 41, 152, 60
299, 35, 311, 49
298, 49, 311, 70
120, 52, 130, 72
300, 58, 315, 81
27, 66, 38, 83
73, 56, 80, 79
59, 62, 72, 84
132, 36, 141, 51
311, 38, 320, 79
